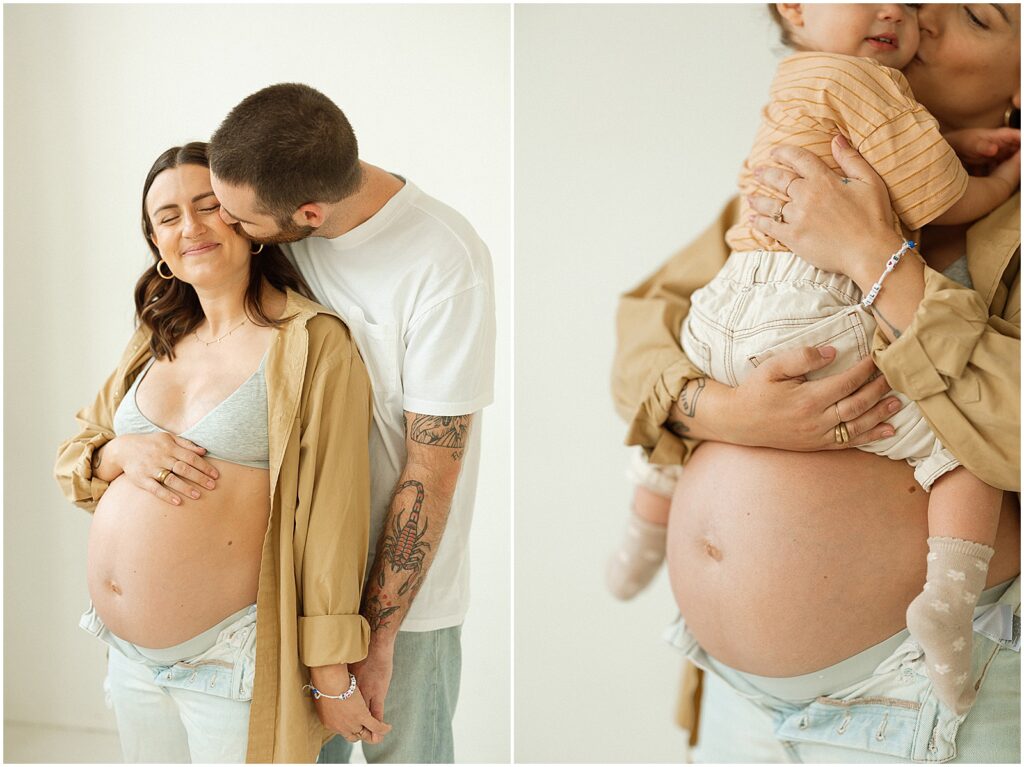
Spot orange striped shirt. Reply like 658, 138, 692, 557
726, 52, 968, 252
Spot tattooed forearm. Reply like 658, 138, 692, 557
364, 594, 402, 632
408, 415, 470, 449
377, 480, 431, 597
362, 413, 465, 641
677, 377, 706, 418
870, 306, 902, 339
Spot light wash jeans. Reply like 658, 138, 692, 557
319, 625, 462, 764
80, 603, 256, 763
670, 577, 1020, 763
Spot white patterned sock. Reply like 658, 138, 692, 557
905, 536, 994, 715
605, 512, 667, 601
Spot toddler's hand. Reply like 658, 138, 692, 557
943, 127, 1020, 174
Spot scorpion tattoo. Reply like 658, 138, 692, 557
378, 480, 431, 597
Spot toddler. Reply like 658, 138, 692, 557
608, 3, 1019, 715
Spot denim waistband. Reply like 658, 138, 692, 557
668, 576, 1018, 702
82, 603, 254, 665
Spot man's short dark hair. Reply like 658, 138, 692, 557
209, 83, 362, 220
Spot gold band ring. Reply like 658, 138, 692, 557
834, 424, 851, 445
833, 423, 850, 444
833, 403, 842, 425
156, 468, 172, 485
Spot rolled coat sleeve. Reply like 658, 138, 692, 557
612, 198, 735, 465
54, 330, 146, 511
874, 260, 1020, 491
295, 320, 374, 668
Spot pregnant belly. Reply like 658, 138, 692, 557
667, 442, 1020, 676
87, 459, 271, 648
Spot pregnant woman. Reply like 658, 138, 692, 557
613, 4, 1019, 762
55, 142, 387, 762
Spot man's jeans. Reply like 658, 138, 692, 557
671, 577, 1020, 763
319, 626, 462, 764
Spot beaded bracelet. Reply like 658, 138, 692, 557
303, 673, 358, 701
861, 240, 915, 308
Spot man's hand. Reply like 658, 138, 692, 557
350, 639, 395, 721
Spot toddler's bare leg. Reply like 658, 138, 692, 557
905, 468, 1001, 714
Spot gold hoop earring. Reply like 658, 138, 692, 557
1004, 103, 1019, 129
250, 243, 264, 255
156, 260, 175, 280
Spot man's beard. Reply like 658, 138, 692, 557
250, 216, 316, 245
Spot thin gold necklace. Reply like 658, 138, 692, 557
194, 317, 249, 346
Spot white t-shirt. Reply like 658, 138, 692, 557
284, 179, 495, 631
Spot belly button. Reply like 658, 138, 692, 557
108, 581, 122, 595
702, 539, 723, 562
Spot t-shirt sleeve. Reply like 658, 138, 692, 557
402, 282, 496, 416
858, 107, 969, 230
777, 55, 969, 231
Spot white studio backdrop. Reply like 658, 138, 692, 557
4, 4, 510, 763
515, 5, 781, 762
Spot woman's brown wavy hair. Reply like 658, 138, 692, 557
136, 142, 314, 360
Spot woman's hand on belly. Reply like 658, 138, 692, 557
87, 459, 270, 647
96, 432, 219, 506
667, 443, 1020, 676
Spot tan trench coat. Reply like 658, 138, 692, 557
55, 289, 373, 762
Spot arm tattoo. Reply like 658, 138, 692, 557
871, 306, 902, 339
377, 480, 431, 597
408, 414, 470, 461
666, 419, 690, 438
364, 594, 402, 632
677, 377, 706, 418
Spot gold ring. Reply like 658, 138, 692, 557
156, 468, 172, 485
833, 403, 842, 425
834, 424, 850, 445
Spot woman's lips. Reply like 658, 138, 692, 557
182, 242, 219, 256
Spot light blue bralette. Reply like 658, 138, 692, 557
112, 351, 270, 469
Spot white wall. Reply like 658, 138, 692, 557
514, 5, 780, 762
3, 4, 510, 762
